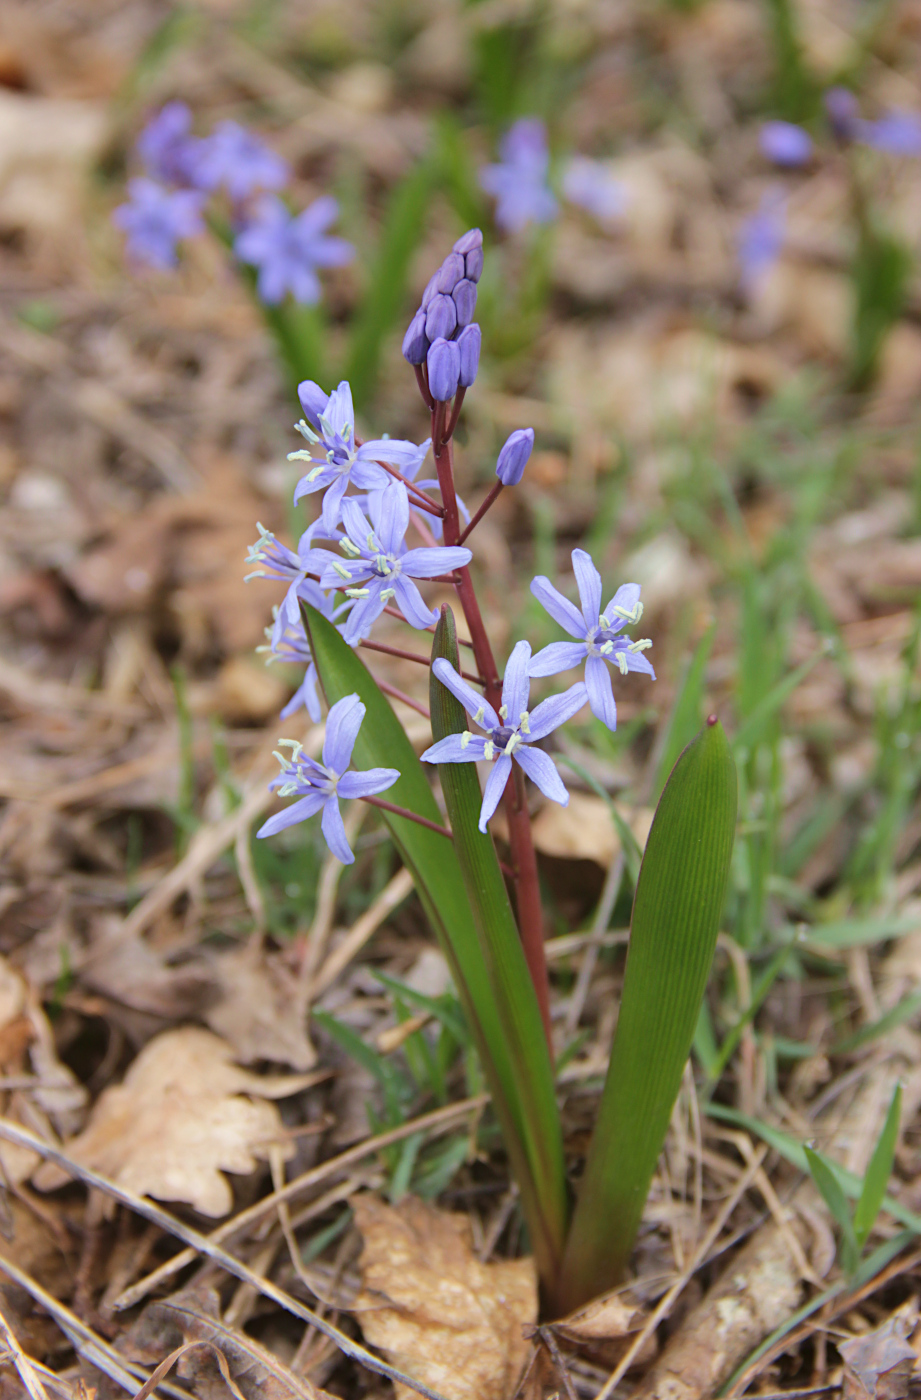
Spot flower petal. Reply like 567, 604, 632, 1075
322, 382, 355, 447
293, 464, 331, 502
479, 753, 512, 832
530, 576, 584, 638
359, 439, 430, 473
349, 458, 392, 491
322, 693, 365, 773
377, 480, 409, 556
612, 645, 656, 679
421, 733, 489, 763
340, 586, 385, 644
514, 746, 569, 806
256, 791, 326, 837
432, 658, 499, 730
321, 795, 354, 863
392, 575, 438, 630
280, 664, 322, 722
501, 640, 532, 726
340, 496, 372, 553
603, 582, 641, 628
321, 473, 349, 533
572, 549, 602, 630
401, 545, 472, 579
527, 681, 588, 740
585, 654, 617, 730
528, 641, 588, 677
338, 768, 400, 798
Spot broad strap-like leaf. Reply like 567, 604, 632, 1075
429, 606, 568, 1276
558, 717, 737, 1313
300, 603, 567, 1283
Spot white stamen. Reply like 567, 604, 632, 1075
519, 711, 530, 733
483, 741, 495, 760
461, 731, 472, 750
473, 705, 485, 725
617, 653, 629, 675
498, 704, 508, 719
628, 638, 653, 652
339, 539, 361, 557
599, 640, 614, 655
503, 733, 522, 755
332, 562, 352, 580
345, 587, 370, 598
598, 613, 610, 629
380, 587, 396, 601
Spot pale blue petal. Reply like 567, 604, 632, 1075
527, 681, 588, 740
323, 382, 354, 447
340, 497, 372, 553
611, 645, 656, 679
603, 582, 641, 628
323, 693, 365, 773
321, 474, 349, 533
401, 545, 471, 579
572, 549, 602, 629
585, 654, 617, 730
377, 480, 409, 555
501, 640, 532, 725
421, 733, 488, 763
392, 575, 438, 630
528, 641, 588, 677
479, 754, 512, 831
340, 586, 385, 644
256, 791, 326, 837
293, 464, 331, 502
321, 795, 354, 863
358, 439, 429, 473
349, 458, 392, 491
432, 658, 499, 729
280, 663, 321, 722
515, 746, 569, 806
530, 576, 584, 638
338, 768, 400, 798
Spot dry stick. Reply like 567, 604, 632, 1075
429, 405, 553, 1047
299, 804, 367, 983
592, 1143, 770, 1400
563, 853, 624, 1038
0, 1254, 192, 1400
361, 795, 451, 839
0, 1121, 450, 1400
310, 866, 415, 999
115, 1093, 487, 1310
130, 1342, 248, 1400
359, 638, 484, 685
0, 1300, 52, 1400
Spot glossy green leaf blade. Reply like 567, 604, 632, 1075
301, 604, 566, 1281
806, 1146, 859, 1275
429, 607, 568, 1280
559, 718, 737, 1311
854, 1083, 901, 1248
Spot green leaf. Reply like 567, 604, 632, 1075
850, 226, 912, 391
805, 1146, 859, 1275
706, 946, 788, 1087
732, 646, 827, 755
302, 602, 567, 1284
558, 718, 737, 1312
833, 993, 921, 1054
854, 1083, 901, 1248
429, 606, 568, 1281
343, 156, 438, 407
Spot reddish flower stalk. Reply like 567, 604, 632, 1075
362, 795, 451, 839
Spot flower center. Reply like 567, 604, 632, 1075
492, 724, 523, 755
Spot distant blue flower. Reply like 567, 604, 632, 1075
112, 178, 206, 270
737, 188, 786, 293
825, 87, 860, 143
528, 550, 654, 731
191, 120, 289, 201
760, 121, 813, 167
235, 195, 354, 306
257, 694, 399, 862
288, 380, 431, 533
245, 520, 344, 648
480, 119, 558, 234
858, 110, 921, 157
136, 102, 201, 186
313, 480, 472, 644
422, 642, 587, 832
562, 156, 627, 223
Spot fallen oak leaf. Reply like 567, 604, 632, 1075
31, 1027, 322, 1216
205, 939, 316, 1070
352, 1193, 536, 1400
840, 1314, 917, 1400
553, 1291, 655, 1371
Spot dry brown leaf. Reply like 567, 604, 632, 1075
530, 793, 654, 867
840, 1314, 917, 1400
353, 1194, 537, 1400
81, 920, 216, 1020
554, 1291, 655, 1371
205, 940, 316, 1070
32, 1027, 317, 1216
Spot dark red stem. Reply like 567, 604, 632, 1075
376, 678, 429, 719
414, 363, 435, 411
360, 638, 483, 683
376, 460, 444, 516
362, 795, 451, 839
457, 481, 503, 546
444, 388, 467, 444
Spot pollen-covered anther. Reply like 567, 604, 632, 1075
345, 587, 370, 598
519, 711, 530, 733
599, 640, 614, 655
339, 539, 361, 557
483, 740, 495, 760
474, 705, 485, 725
498, 704, 508, 719
380, 587, 396, 601
617, 653, 629, 675
460, 731, 472, 749
332, 562, 351, 579
628, 638, 653, 653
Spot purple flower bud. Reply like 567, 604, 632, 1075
453, 278, 477, 327
435, 252, 465, 293
457, 323, 481, 388
298, 380, 330, 429
759, 121, 813, 166
453, 228, 483, 255
427, 337, 461, 402
465, 247, 484, 283
425, 292, 457, 342
496, 427, 534, 486
421, 271, 441, 309
825, 87, 860, 142
402, 308, 429, 365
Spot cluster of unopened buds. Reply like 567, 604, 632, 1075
249, 229, 655, 867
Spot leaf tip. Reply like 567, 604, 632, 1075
707, 713, 718, 727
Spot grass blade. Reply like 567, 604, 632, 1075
558, 717, 737, 1311
652, 622, 714, 801
301, 603, 567, 1284
805, 1146, 859, 1275
854, 1083, 901, 1248
429, 606, 568, 1283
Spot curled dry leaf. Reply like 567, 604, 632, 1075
205, 939, 316, 1070
32, 1027, 320, 1216
81, 919, 216, 1020
529, 792, 654, 868
841, 1312, 917, 1400
352, 1194, 537, 1400
554, 1291, 655, 1370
